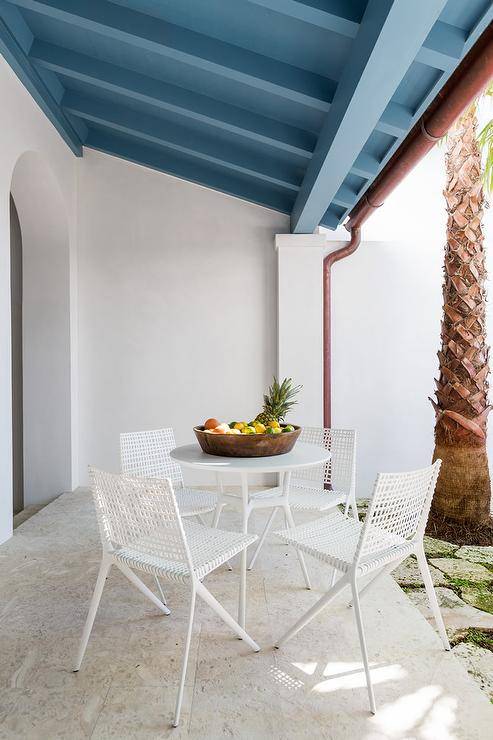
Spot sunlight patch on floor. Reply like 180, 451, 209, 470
291, 660, 318, 676
368, 685, 458, 739
314, 662, 406, 693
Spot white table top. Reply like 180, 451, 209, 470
170, 442, 330, 474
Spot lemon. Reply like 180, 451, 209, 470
272, 427, 282, 434
268, 420, 280, 429
254, 422, 266, 434
242, 425, 256, 435
234, 422, 245, 430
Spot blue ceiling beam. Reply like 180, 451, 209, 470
351, 151, 380, 179
30, 41, 317, 161
0, 4, 82, 154
291, 0, 447, 233
320, 203, 346, 229
63, 91, 301, 192
248, 1, 463, 72
375, 102, 414, 137
331, 183, 359, 209
420, 21, 465, 70
11, 0, 335, 111
85, 129, 296, 215
246, 0, 361, 35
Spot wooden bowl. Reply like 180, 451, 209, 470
194, 425, 302, 457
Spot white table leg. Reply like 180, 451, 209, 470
239, 472, 250, 630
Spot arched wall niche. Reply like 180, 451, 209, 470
9, 150, 72, 514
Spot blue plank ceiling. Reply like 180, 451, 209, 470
0, 1, 492, 232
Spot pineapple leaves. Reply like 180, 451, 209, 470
259, 376, 302, 422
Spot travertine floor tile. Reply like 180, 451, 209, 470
0, 488, 492, 738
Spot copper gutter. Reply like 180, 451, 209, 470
324, 23, 493, 428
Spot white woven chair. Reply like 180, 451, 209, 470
247, 428, 357, 571
121, 428, 221, 602
274, 460, 449, 714
75, 468, 259, 727
120, 428, 218, 520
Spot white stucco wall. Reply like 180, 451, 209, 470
0, 56, 77, 543
329, 144, 493, 497
76, 149, 288, 485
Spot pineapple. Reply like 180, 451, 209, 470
255, 377, 302, 425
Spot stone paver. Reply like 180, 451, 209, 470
461, 586, 493, 614
452, 642, 493, 700
407, 587, 493, 634
455, 545, 493, 568
430, 557, 493, 584
423, 535, 458, 558
393, 555, 448, 587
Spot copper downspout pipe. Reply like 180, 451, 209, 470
323, 227, 361, 427
323, 23, 493, 428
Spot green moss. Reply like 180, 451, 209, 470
452, 627, 493, 652
446, 576, 481, 590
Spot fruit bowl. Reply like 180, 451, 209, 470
194, 425, 302, 457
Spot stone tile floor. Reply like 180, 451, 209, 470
1, 489, 492, 739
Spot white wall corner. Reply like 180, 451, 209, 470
275, 232, 327, 250
276, 232, 325, 428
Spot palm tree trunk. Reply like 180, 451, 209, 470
431, 105, 492, 524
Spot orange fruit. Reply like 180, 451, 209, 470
204, 418, 220, 430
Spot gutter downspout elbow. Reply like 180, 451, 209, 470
323, 225, 361, 428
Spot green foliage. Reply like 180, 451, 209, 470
478, 117, 493, 194
453, 627, 493, 653
477, 81, 493, 194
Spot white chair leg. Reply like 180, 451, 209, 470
343, 491, 359, 520
348, 556, 408, 607
329, 566, 338, 588
239, 474, 250, 629
212, 503, 232, 572
416, 546, 450, 650
275, 575, 349, 648
74, 556, 111, 671
284, 506, 311, 590
212, 501, 224, 528
196, 581, 260, 652
154, 575, 168, 605
115, 563, 170, 615
248, 507, 278, 570
213, 476, 233, 571
173, 586, 197, 727
351, 577, 376, 714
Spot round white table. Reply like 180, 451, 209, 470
171, 442, 331, 630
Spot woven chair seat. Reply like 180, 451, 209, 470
176, 487, 218, 516
288, 485, 346, 511
251, 484, 345, 512
114, 520, 257, 584
275, 511, 414, 576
